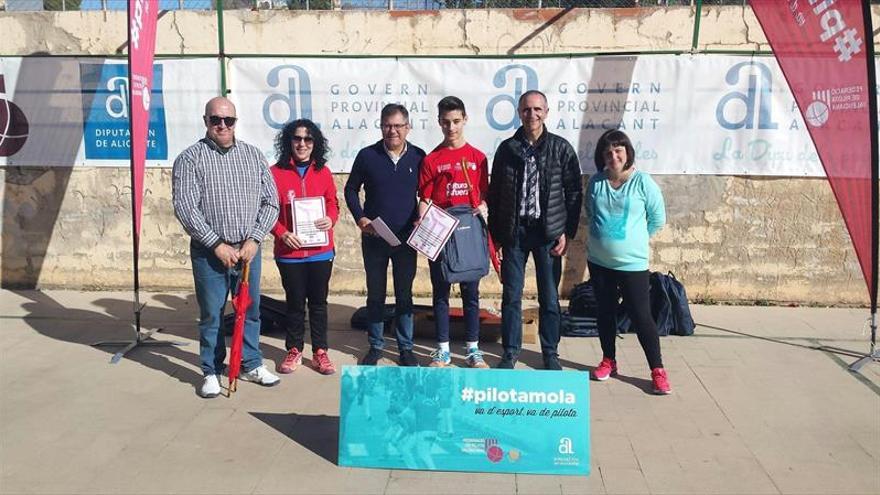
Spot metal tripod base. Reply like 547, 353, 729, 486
93, 327, 188, 364
849, 348, 880, 373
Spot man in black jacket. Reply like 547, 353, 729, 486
487, 90, 583, 370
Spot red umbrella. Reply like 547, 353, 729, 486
227, 260, 251, 395
461, 158, 502, 282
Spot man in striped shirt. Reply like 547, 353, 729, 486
172, 96, 280, 398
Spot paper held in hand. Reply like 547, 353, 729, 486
407, 202, 459, 261
370, 217, 401, 247
291, 197, 329, 247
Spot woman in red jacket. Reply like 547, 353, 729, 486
270, 119, 339, 375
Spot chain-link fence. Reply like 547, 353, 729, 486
7, 0, 880, 11
6, 0, 777, 11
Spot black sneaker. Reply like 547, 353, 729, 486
398, 349, 419, 367
360, 347, 383, 366
543, 355, 562, 371
496, 355, 517, 369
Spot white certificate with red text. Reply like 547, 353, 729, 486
407, 203, 459, 261
291, 197, 328, 247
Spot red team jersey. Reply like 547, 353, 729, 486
419, 142, 489, 209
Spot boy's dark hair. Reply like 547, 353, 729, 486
437, 96, 466, 117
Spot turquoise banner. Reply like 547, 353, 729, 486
339, 366, 589, 475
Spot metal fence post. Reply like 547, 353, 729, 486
691, 0, 702, 53
217, 0, 228, 96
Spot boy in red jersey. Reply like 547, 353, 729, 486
418, 96, 490, 368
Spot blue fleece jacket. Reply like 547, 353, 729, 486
585, 169, 665, 271
344, 140, 425, 236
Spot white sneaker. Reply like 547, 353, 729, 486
239, 365, 280, 387
199, 375, 221, 398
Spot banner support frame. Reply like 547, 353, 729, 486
92, 0, 188, 364
848, 0, 879, 373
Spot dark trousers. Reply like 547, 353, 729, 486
500, 224, 561, 358
276, 259, 333, 352
362, 234, 417, 351
428, 260, 480, 344
588, 261, 663, 369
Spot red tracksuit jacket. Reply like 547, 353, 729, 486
270, 161, 339, 260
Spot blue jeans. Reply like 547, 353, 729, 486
429, 260, 480, 344
191, 240, 263, 376
500, 225, 562, 359
362, 234, 416, 351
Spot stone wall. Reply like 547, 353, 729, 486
0, 7, 775, 56
0, 6, 874, 305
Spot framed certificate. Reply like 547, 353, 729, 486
407, 202, 459, 261
291, 197, 329, 247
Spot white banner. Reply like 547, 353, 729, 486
0, 57, 218, 167
230, 54, 829, 176
5, 54, 875, 176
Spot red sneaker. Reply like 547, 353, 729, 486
277, 347, 302, 374
312, 349, 336, 375
651, 368, 672, 395
592, 357, 617, 381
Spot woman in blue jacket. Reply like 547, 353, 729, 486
585, 129, 671, 395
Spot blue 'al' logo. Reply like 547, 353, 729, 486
485, 64, 538, 131
263, 65, 313, 129
80, 63, 168, 160
715, 61, 778, 130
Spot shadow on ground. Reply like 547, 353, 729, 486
13, 290, 365, 395
251, 412, 339, 465
15, 290, 203, 388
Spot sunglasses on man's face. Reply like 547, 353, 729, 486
207, 115, 237, 127
292, 136, 314, 144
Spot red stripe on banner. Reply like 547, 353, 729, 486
128, 0, 158, 254
750, 0, 877, 304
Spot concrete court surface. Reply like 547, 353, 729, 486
0, 288, 878, 495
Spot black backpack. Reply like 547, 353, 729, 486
564, 280, 629, 337
222, 295, 287, 335
561, 313, 600, 337
654, 271, 695, 336
567, 279, 599, 317
617, 272, 695, 337
649, 272, 674, 336
349, 304, 397, 331
439, 205, 490, 284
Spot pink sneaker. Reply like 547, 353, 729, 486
277, 348, 302, 374
651, 368, 672, 395
592, 357, 618, 381
312, 349, 336, 375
